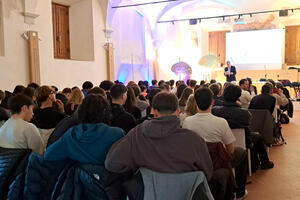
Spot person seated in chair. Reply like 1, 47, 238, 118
105, 92, 213, 179
212, 84, 274, 172
0, 94, 43, 154
182, 88, 248, 199
44, 94, 124, 164
31, 86, 67, 129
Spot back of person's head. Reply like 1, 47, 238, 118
262, 83, 273, 95
0, 90, 5, 101
267, 79, 276, 87
158, 80, 165, 87
124, 86, 137, 109
185, 95, 198, 116
78, 94, 110, 124
179, 87, 193, 107
143, 81, 149, 88
13, 85, 25, 94
87, 87, 106, 97
110, 84, 127, 100
27, 82, 40, 89
148, 88, 162, 106
246, 77, 252, 85
56, 93, 68, 105
72, 86, 79, 91
194, 85, 201, 92
51, 86, 58, 92
62, 88, 72, 94
138, 81, 144, 86
275, 82, 284, 90
22, 87, 35, 99
139, 85, 146, 92
169, 80, 175, 86
8, 94, 34, 115
127, 81, 136, 87
189, 80, 197, 88
210, 79, 216, 84
152, 92, 178, 115
239, 78, 247, 86
223, 84, 242, 102
99, 80, 114, 91
160, 84, 170, 91
223, 82, 232, 90
200, 80, 205, 86
131, 86, 141, 97
194, 87, 213, 111
176, 84, 187, 98
152, 80, 158, 86
69, 88, 84, 105
209, 83, 220, 96
82, 81, 93, 90
175, 80, 182, 87
36, 86, 54, 104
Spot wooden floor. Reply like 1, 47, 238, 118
246, 110, 300, 199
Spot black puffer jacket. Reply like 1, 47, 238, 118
0, 147, 31, 199
52, 164, 131, 200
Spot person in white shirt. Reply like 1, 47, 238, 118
0, 94, 44, 154
239, 79, 255, 109
182, 88, 248, 199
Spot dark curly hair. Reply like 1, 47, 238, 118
78, 94, 110, 124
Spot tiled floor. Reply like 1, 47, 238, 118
246, 110, 300, 199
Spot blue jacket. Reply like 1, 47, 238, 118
44, 123, 124, 165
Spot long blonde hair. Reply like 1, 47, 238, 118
69, 88, 84, 105
184, 95, 198, 116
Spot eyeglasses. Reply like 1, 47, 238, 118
50, 91, 55, 94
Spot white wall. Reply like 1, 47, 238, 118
0, 0, 107, 91
0, 0, 4, 56
69, 0, 94, 61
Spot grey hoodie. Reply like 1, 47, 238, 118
105, 115, 213, 180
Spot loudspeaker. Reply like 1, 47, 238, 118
189, 19, 197, 25
279, 10, 288, 17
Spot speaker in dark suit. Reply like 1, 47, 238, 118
224, 61, 237, 82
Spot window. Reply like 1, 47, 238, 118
52, 3, 70, 59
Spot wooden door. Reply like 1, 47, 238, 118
285, 26, 300, 65
52, 3, 70, 59
209, 31, 229, 65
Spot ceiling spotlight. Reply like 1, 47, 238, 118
189, 18, 197, 25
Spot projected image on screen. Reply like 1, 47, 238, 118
226, 29, 283, 70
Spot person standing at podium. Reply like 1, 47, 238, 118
224, 61, 237, 82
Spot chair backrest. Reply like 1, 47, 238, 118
231, 129, 246, 150
248, 109, 275, 144
140, 168, 213, 200
38, 128, 54, 150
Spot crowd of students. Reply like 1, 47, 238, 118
0, 77, 291, 199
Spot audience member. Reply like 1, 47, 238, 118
268, 79, 289, 108
87, 86, 106, 97
188, 80, 197, 89
183, 88, 248, 199
27, 82, 40, 89
213, 84, 274, 172
179, 94, 198, 125
44, 94, 124, 164
13, 85, 26, 94
246, 78, 257, 95
150, 80, 158, 88
64, 88, 84, 115
132, 86, 149, 117
62, 88, 72, 101
178, 87, 193, 113
82, 81, 93, 97
249, 83, 276, 114
239, 79, 255, 109
210, 79, 216, 84
200, 80, 205, 86
0, 94, 43, 154
110, 84, 136, 133
124, 87, 142, 120
169, 79, 175, 90
176, 83, 187, 99
209, 83, 224, 106
0, 90, 5, 105
31, 86, 67, 129
105, 92, 213, 179
158, 80, 165, 87
51, 86, 58, 93
139, 85, 147, 98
